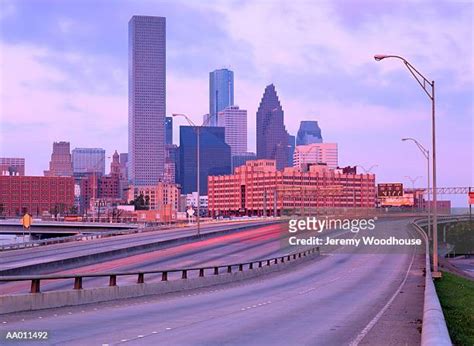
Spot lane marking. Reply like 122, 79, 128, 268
349, 238, 417, 346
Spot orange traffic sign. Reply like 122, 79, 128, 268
21, 213, 33, 229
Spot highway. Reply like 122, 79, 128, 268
0, 223, 295, 294
0, 220, 277, 274
0, 219, 425, 345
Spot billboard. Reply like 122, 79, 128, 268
377, 183, 404, 197
469, 191, 474, 205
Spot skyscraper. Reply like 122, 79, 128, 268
165, 116, 173, 145
209, 68, 234, 127
72, 148, 106, 176
128, 15, 166, 186
44, 141, 73, 177
287, 133, 296, 167
217, 106, 247, 156
256, 84, 288, 170
296, 121, 323, 145
179, 126, 231, 194
293, 143, 338, 170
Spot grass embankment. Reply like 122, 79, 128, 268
435, 271, 474, 345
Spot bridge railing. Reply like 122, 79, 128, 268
412, 218, 452, 346
0, 247, 320, 294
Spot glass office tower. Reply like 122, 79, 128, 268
209, 69, 234, 126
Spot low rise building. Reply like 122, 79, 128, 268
0, 176, 74, 217
0, 158, 25, 176
128, 182, 180, 221
208, 159, 376, 217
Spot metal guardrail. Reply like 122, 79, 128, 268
412, 219, 452, 346
0, 247, 320, 294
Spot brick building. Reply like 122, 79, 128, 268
208, 160, 376, 217
0, 176, 74, 217
0, 158, 25, 176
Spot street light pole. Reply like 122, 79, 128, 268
402, 138, 431, 239
172, 113, 201, 236
375, 54, 439, 274
356, 164, 378, 212
405, 175, 421, 211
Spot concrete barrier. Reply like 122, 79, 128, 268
0, 249, 318, 314
412, 221, 452, 346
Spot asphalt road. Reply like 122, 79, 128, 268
0, 223, 294, 294
0, 220, 276, 273
0, 219, 424, 345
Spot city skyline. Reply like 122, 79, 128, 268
0, 1, 472, 206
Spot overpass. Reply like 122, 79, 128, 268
0, 220, 139, 237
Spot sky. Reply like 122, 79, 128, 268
0, 0, 472, 206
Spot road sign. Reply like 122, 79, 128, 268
21, 213, 33, 229
377, 183, 403, 197
469, 191, 474, 205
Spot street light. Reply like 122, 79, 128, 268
375, 54, 439, 275
355, 164, 378, 214
405, 175, 422, 211
294, 145, 320, 172
402, 138, 431, 239
172, 113, 201, 236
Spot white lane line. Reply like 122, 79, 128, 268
349, 243, 417, 346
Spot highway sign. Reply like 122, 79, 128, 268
378, 183, 403, 197
21, 213, 33, 229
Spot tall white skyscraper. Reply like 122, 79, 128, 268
217, 106, 247, 156
128, 15, 166, 185
293, 143, 338, 169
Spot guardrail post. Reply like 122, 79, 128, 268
137, 273, 144, 284
30, 279, 40, 293
109, 275, 117, 287
162, 271, 168, 281
287, 255, 291, 261
303, 251, 307, 257
249, 262, 253, 269
227, 265, 232, 273
182, 270, 187, 279
274, 258, 278, 264
239, 264, 243, 271
281, 257, 285, 263
298, 253, 302, 258
199, 268, 204, 277
74, 277, 83, 290
258, 261, 262, 268
316, 246, 320, 254
214, 267, 219, 275
293, 254, 297, 260
267, 259, 270, 266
